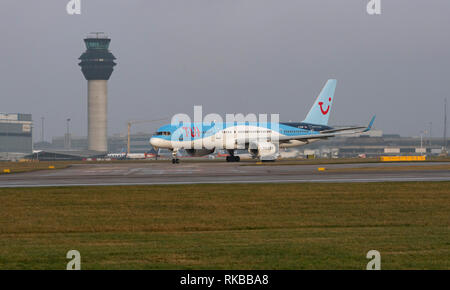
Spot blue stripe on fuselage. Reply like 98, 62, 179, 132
152, 122, 333, 141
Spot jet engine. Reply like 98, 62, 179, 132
248, 141, 278, 161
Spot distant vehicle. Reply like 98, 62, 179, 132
107, 152, 127, 159
216, 150, 229, 158
279, 149, 300, 159
150, 80, 375, 164
107, 152, 155, 160
126, 153, 155, 160
126, 153, 146, 159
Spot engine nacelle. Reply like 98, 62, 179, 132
184, 148, 215, 157
248, 141, 278, 160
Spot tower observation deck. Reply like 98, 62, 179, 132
78, 33, 117, 152
79, 33, 116, 80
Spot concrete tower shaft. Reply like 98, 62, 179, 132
79, 33, 116, 152
88, 80, 108, 152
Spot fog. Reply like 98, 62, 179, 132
1, 0, 449, 140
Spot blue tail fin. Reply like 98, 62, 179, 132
303, 79, 337, 126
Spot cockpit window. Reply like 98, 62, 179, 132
154, 131, 171, 136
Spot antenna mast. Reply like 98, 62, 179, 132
444, 98, 448, 153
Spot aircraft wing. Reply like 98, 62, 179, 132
319, 126, 366, 134
235, 116, 376, 145
279, 115, 376, 142
278, 130, 362, 142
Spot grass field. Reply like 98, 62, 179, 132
0, 182, 448, 270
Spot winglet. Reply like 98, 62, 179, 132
363, 115, 376, 132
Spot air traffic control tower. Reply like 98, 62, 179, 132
79, 33, 116, 152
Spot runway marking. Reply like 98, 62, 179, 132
125, 168, 142, 175
1, 176, 449, 188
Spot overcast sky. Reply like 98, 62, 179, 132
1, 0, 449, 140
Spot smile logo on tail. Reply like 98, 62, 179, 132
318, 98, 332, 115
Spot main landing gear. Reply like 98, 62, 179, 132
226, 150, 240, 162
171, 150, 180, 164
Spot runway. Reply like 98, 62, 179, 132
0, 162, 449, 188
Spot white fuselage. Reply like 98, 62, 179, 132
150, 124, 317, 151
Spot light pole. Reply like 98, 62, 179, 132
41, 116, 45, 143
65, 118, 72, 150
429, 121, 432, 147
444, 98, 447, 152
420, 131, 423, 150
66, 118, 71, 135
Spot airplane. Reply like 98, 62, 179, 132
150, 79, 376, 164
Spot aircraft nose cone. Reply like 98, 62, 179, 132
150, 137, 163, 149
150, 137, 158, 148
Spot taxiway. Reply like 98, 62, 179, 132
0, 162, 449, 188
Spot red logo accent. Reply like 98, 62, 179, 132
318, 101, 330, 115
183, 126, 201, 138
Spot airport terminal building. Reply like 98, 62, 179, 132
0, 113, 33, 160
296, 130, 448, 158
47, 133, 153, 154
